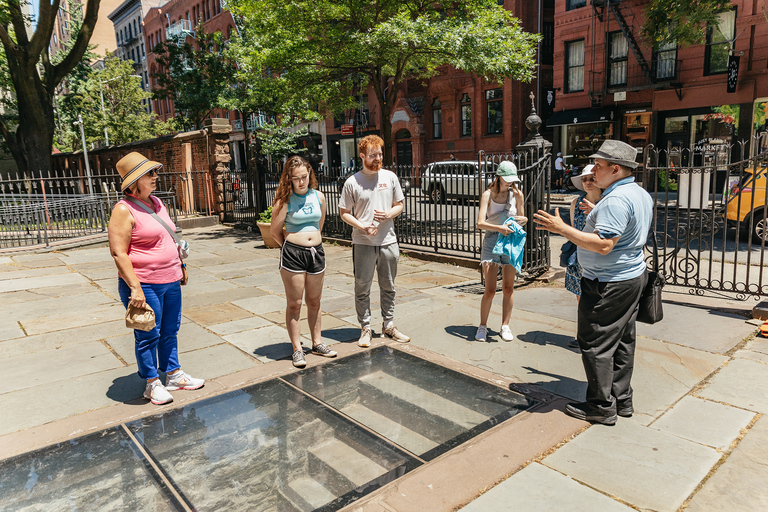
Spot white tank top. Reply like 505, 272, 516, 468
486, 192, 517, 225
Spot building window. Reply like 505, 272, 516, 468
654, 39, 677, 80
565, 39, 585, 93
460, 93, 471, 137
541, 21, 554, 66
485, 88, 503, 135
566, 0, 586, 10
607, 31, 628, 87
705, 9, 736, 75
432, 98, 442, 139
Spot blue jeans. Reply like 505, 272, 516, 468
118, 278, 182, 380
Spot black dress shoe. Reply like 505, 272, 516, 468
565, 402, 617, 425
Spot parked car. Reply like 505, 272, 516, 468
336, 168, 412, 195
725, 163, 768, 243
422, 160, 499, 203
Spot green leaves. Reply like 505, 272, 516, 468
641, 0, 733, 49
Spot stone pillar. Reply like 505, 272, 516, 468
204, 119, 232, 222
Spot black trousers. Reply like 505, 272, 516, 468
577, 273, 647, 416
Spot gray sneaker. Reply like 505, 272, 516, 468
312, 343, 337, 358
358, 327, 372, 348
382, 324, 410, 343
292, 349, 307, 368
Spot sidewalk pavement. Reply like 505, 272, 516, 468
1, 225, 766, 511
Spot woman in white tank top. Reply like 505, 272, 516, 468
475, 161, 527, 342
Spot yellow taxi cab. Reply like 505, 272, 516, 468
725, 163, 768, 243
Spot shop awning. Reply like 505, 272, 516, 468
545, 108, 616, 128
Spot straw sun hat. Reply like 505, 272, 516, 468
116, 152, 162, 192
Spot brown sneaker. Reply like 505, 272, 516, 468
358, 327, 372, 348
382, 324, 410, 343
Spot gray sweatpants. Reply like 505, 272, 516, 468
352, 243, 399, 329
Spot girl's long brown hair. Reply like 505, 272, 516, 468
273, 156, 318, 207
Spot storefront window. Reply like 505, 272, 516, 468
562, 122, 614, 170
622, 112, 651, 167
691, 105, 739, 168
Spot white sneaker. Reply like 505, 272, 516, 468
475, 325, 488, 341
144, 379, 173, 405
358, 327, 372, 348
165, 370, 205, 391
500, 325, 514, 342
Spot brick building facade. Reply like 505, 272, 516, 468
548, 0, 768, 178
320, 0, 556, 171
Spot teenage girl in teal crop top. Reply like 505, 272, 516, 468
270, 156, 337, 368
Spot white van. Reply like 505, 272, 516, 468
423, 160, 499, 203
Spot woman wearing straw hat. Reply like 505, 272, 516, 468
108, 152, 204, 405
564, 164, 601, 347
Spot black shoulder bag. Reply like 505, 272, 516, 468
637, 233, 665, 324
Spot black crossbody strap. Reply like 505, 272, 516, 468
126, 196, 181, 246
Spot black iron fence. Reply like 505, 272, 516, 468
0, 168, 213, 249
643, 135, 768, 299
236, 142, 552, 277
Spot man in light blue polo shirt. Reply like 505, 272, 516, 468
534, 140, 653, 425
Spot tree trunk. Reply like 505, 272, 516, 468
14, 88, 56, 176
372, 77, 394, 167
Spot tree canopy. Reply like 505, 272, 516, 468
641, 0, 735, 49
227, 0, 540, 164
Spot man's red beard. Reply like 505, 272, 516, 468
367, 161, 382, 171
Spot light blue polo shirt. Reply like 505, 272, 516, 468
577, 177, 653, 282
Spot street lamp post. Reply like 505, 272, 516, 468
73, 115, 94, 196
100, 74, 143, 146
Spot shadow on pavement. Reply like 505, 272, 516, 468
107, 373, 148, 405
517, 330, 578, 350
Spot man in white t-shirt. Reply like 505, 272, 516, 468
339, 135, 410, 347
554, 152, 565, 190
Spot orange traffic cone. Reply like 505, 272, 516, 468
760, 320, 768, 338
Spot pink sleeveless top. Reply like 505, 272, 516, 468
117, 196, 183, 284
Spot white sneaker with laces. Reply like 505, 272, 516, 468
144, 379, 173, 405
358, 327, 372, 348
165, 370, 205, 391
500, 325, 514, 342
475, 325, 488, 342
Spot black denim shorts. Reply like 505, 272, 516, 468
279, 241, 326, 274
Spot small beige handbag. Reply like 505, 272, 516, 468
125, 303, 156, 331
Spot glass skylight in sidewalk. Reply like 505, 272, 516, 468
126, 379, 420, 511
284, 346, 536, 460
0, 427, 181, 511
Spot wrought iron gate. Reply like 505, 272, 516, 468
644, 141, 768, 299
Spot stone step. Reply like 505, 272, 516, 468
284, 476, 336, 511
307, 438, 389, 488
341, 402, 438, 454
359, 371, 488, 430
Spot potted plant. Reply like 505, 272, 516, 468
256, 206, 281, 248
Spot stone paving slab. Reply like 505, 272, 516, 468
0, 272, 89, 293
22, 303, 124, 336
0, 342, 122, 394
696, 357, 768, 413
0, 266, 71, 281
232, 295, 286, 315
223, 324, 291, 363
685, 415, 768, 512
543, 420, 721, 512
3, 290, 114, 321
105, 321, 226, 363
208, 316, 273, 336
650, 396, 755, 451
460, 462, 635, 512
0, 320, 126, 357
20, 281, 97, 299
181, 287, 266, 309
0, 365, 142, 436
182, 302, 254, 326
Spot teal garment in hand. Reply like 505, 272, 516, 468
492, 217, 526, 273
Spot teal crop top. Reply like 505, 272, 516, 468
284, 189, 322, 233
